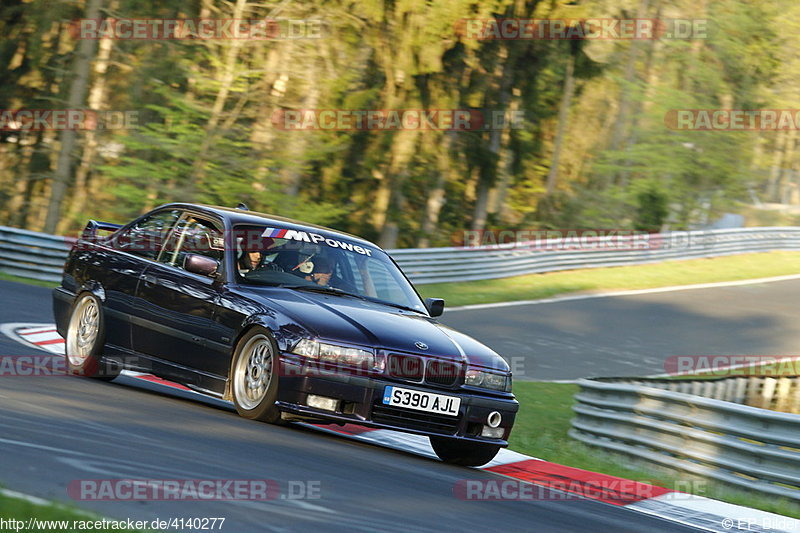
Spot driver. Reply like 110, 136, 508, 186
238, 250, 262, 274
304, 256, 333, 286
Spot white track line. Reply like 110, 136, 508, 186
0, 488, 53, 506
0, 488, 110, 519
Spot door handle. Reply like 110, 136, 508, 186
140, 274, 157, 286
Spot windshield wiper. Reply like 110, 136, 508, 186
365, 298, 427, 315
281, 284, 368, 301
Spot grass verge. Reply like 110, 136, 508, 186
0, 490, 149, 532
419, 251, 800, 307
509, 381, 800, 519
0, 271, 58, 288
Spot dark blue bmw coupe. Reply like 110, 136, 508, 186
53, 203, 518, 466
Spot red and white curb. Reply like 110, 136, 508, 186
1, 323, 66, 354
2, 322, 798, 532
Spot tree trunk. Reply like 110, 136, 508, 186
604, 0, 649, 187
472, 43, 515, 232
283, 50, 319, 197
618, 1, 660, 186
766, 130, 787, 202
43, 0, 102, 234
778, 129, 797, 203
472, 178, 491, 232
377, 127, 418, 249
418, 131, 456, 248
545, 54, 575, 195
251, 44, 287, 188
6, 135, 40, 227
57, 10, 115, 235
188, 0, 248, 193
489, 87, 521, 222
373, 10, 413, 249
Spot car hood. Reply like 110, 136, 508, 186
240, 287, 508, 370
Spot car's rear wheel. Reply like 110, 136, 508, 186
65, 292, 119, 380
232, 327, 281, 423
430, 436, 501, 467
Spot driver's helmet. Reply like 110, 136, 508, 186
296, 255, 332, 276
311, 256, 333, 275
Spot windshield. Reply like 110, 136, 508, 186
232, 224, 427, 314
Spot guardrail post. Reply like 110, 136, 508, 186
746, 377, 762, 407
775, 377, 793, 412
760, 377, 778, 409
733, 378, 748, 404
791, 378, 800, 414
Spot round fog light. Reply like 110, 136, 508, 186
487, 411, 502, 428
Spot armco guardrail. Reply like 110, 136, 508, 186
569, 379, 800, 501
0, 226, 72, 283
2, 225, 800, 285
390, 227, 800, 284
599, 374, 800, 413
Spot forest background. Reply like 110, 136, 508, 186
1, 0, 796, 249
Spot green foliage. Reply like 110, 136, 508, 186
0, 0, 796, 241
634, 180, 669, 232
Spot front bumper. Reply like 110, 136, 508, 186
276, 354, 519, 446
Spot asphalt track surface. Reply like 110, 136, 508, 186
0, 279, 718, 532
443, 278, 800, 380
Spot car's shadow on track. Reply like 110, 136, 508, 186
110, 372, 452, 465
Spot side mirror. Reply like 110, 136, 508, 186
425, 297, 445, 317
184, 254, 219, 277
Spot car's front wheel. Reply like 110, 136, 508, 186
65, 292, 119, 380
430, 436, 501, 467
231, 327, 281, 423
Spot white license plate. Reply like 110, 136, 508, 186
382, 386, 461, 416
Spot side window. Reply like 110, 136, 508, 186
158, 215, 224, 272
111, 209, 181, 260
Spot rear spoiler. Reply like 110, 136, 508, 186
81, 219, 122, 242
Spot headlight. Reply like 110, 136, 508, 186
292, 339, 377, 368
465, 368, 512, 392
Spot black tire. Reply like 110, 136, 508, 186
231, 327, 281, 423
64, 292, 120, 381
430, 436, 500, 467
